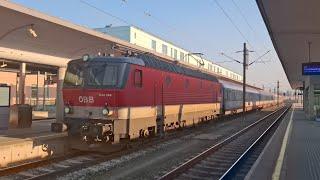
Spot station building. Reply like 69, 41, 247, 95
0, 71, 56, 108
96, 26, 243, 82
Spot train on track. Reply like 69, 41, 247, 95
61, 54, 281, 144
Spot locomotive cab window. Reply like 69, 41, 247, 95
64, 60, 128, 89
134, 69, 143, 87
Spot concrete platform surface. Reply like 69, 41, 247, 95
0, 119, 68, 169
0, 119, 56, 138
246, 103, 320, 180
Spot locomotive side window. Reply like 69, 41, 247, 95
134, 69, 143, 87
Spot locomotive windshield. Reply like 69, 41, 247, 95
64, 61, 84, 87
87, 63, 118, 86
64, 59, 128, 88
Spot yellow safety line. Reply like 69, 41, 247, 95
272, 105, 295, 180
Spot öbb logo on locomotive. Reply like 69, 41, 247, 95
78, 96, 94, 104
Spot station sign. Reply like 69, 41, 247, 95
0, 85, 10, 130
302, 62, 320, 75
0, 85, 10, 107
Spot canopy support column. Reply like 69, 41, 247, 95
18, 62, 26, 104
56, 67, 66, 122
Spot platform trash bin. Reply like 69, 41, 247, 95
9, 104, 32, 128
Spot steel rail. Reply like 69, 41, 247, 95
159, 105, 287, 180
219, 105, 291, 180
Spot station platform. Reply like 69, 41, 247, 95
0, 119, 68, 169
246, 103, 320, 180
0, 119, 57, 138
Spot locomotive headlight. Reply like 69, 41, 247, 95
102, 107, 109, 115
64, 106, 71, 114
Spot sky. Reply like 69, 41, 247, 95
11, 0, 291, 91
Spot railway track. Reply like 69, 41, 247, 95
0, 106, 284, 180
160, 104, 290, 180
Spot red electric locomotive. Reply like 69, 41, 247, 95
62, 54, 222, 144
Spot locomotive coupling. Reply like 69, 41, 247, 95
80, 122, 113, 143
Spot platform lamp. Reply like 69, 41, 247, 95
0, 23, 38, 41
0, 61, 7, 68
27, 24, 38, 38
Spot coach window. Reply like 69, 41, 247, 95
134, 69, 143, 87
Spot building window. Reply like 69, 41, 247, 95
162, 44, 168, 55
208, 64, 213, 71
197, 60, 201, 67
31, 84, 37, 98
170, 48, 173, 57
180, 52, 184, 61
134, 32, 137, 39
151, 40, 157, 51
186, 55, 189, 63
214, 66, 216, 72
174, 49, 178, 59
46, 86, 50, 98
134, 69, 143, 87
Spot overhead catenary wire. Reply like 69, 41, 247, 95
79, 0, 132, 26
120, 0, 177, 33
211, 1, 288, 90
231, 0, 269, 51
212, 0, 254, 49
121, 0, 248, 68
249, 50, 271, 65
213, 0, 276, 79
79, 0, 162, 49
231, 0, 275, 66
80, 0, 259, 80
119, 0, 200, 51
79, 0, 211, 71
212, 0, 274, 64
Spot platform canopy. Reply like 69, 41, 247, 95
0, 1, 171, 68
256, 0, 320, 89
